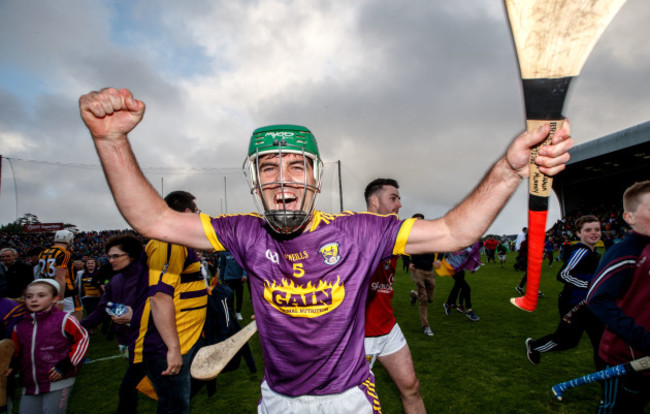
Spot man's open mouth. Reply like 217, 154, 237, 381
274, 192, 299, 209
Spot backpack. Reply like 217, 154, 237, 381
194, 283, 255, 397
202, 283, 244, 373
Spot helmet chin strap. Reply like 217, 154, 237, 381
264, 210, 310, 234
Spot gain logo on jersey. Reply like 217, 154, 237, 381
319, 242, 341, 265
263, 277, 345, 318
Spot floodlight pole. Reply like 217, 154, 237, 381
224, 176, 228, 213
338, 160, 344, 213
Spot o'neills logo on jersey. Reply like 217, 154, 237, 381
263, 277, 345, 318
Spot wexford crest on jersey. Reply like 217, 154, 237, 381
319, 242, 341, 265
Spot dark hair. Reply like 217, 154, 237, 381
364, 178, 399, 205
412, 213, 425, 219
575, 215, 599, 232
105, 235, 144, 260
164, 191, 197, 213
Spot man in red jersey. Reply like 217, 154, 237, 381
364, 178, 426, 414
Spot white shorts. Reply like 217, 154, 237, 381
498, 254, 506, 261
258, 377, 381, 414
364, 323, 407, 369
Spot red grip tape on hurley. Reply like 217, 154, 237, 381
511, 209, 548, 312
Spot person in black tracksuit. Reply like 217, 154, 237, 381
525, 215, 604, 369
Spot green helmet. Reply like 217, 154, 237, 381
248, 125, 320, 168
243, 124, 324, 234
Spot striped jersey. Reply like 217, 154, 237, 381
37, 247, 80, 308
557, 242, 601, 305
144, 240, 208, 356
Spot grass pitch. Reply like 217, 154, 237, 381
40, 252, 619, 413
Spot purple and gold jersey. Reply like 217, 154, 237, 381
145, 240, 208, 357
201, 210, 415, 396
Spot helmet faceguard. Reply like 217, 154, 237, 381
243, 125, 324, 234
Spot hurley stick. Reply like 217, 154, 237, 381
505, 0, 626, 311
552, 356, 650, 401
191, 320, 257, 381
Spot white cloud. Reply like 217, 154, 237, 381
0, 0, 648, 235
0, 131, 35, 154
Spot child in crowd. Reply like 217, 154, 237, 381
496, 242, 508, 268
7, 279, 89, 414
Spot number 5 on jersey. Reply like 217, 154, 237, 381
293, 263, 305, 278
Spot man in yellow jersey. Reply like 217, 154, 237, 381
144, 191, 208, 414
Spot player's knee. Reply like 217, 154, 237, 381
399, 376, 421, 397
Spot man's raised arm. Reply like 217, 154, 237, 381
79, 88, 211, 250
405, 121, 573, 255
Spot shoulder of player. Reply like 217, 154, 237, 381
305, 210, 399, 232
145, 239, 192, 256
209, 212, 264, 222
145, 239, 166, 258
593, 239, 638, 275
628, 231, 650, 250
319, 210, 400, 222
567, 243, 592, 257
39, 246, 67, 257
206, 212, 268, 234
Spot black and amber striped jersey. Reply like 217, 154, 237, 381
38, 247, 75, 298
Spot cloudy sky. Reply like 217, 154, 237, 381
1, 0, 648, 235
